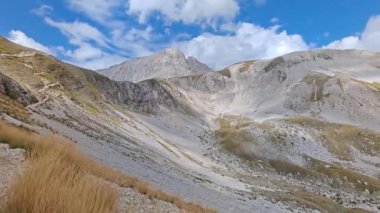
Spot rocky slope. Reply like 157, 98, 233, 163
1, 36, 380, 212
99, 48, 212, 82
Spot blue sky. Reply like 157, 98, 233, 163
1, 0, 379, 70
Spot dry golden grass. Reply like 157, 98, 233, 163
0, 122, 118, 213
0, 120, 215, 213
0, 37, 27, 54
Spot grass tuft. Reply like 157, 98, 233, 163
0, 122, 118, 213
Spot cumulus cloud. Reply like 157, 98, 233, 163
44, 17, 109, 47
62, 43, 104, 61
67, 0, 120, 23
30, 17, 127, 69
7, 30, 53, 55
324, 15, 380, 51
127, 0, 239, 25
67, 52, 127, 70
110, 25, 160, 58
7, 28, 125, 69
175, 23, 310, 69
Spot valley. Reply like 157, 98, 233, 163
0, 36, 380, 212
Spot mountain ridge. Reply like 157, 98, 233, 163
99, 48, 212, 83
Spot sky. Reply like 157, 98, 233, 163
0, 0, 380, 70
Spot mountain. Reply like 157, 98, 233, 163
99, 48, 212, 82
1, 36, 380, 213
171, 49, 380, 130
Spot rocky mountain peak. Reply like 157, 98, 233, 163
99, 48, 212, 82
160, 48, 185, 57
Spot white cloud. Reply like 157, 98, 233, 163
127, 0, 239, 25
270, 17, 279, 24
67, 0, 120, 23
324, 15, 380, 51
32, 5, 54, 16
62, 43, 103, 61
7, 29, 125, 70
175, 23, 310, 69
44, 17, 109, 47
41, 17, 129, 69
68, 52, 127, 70
110, 25, 159, 58
7, 30, 53, 55
254, 0, 267, 6
124, 26, 154, 42
56, 41, 127, 70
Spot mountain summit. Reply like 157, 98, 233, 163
99, 48, 212, 82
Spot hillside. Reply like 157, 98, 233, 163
1, 36, 380, 212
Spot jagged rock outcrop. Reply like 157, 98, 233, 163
0, 72, 37, 106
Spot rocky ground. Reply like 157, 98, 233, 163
118, 187, 181, 213
89, 175, 182, 213
0, 143, 24, 207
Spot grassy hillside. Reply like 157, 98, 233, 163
0, 37, 183, 115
